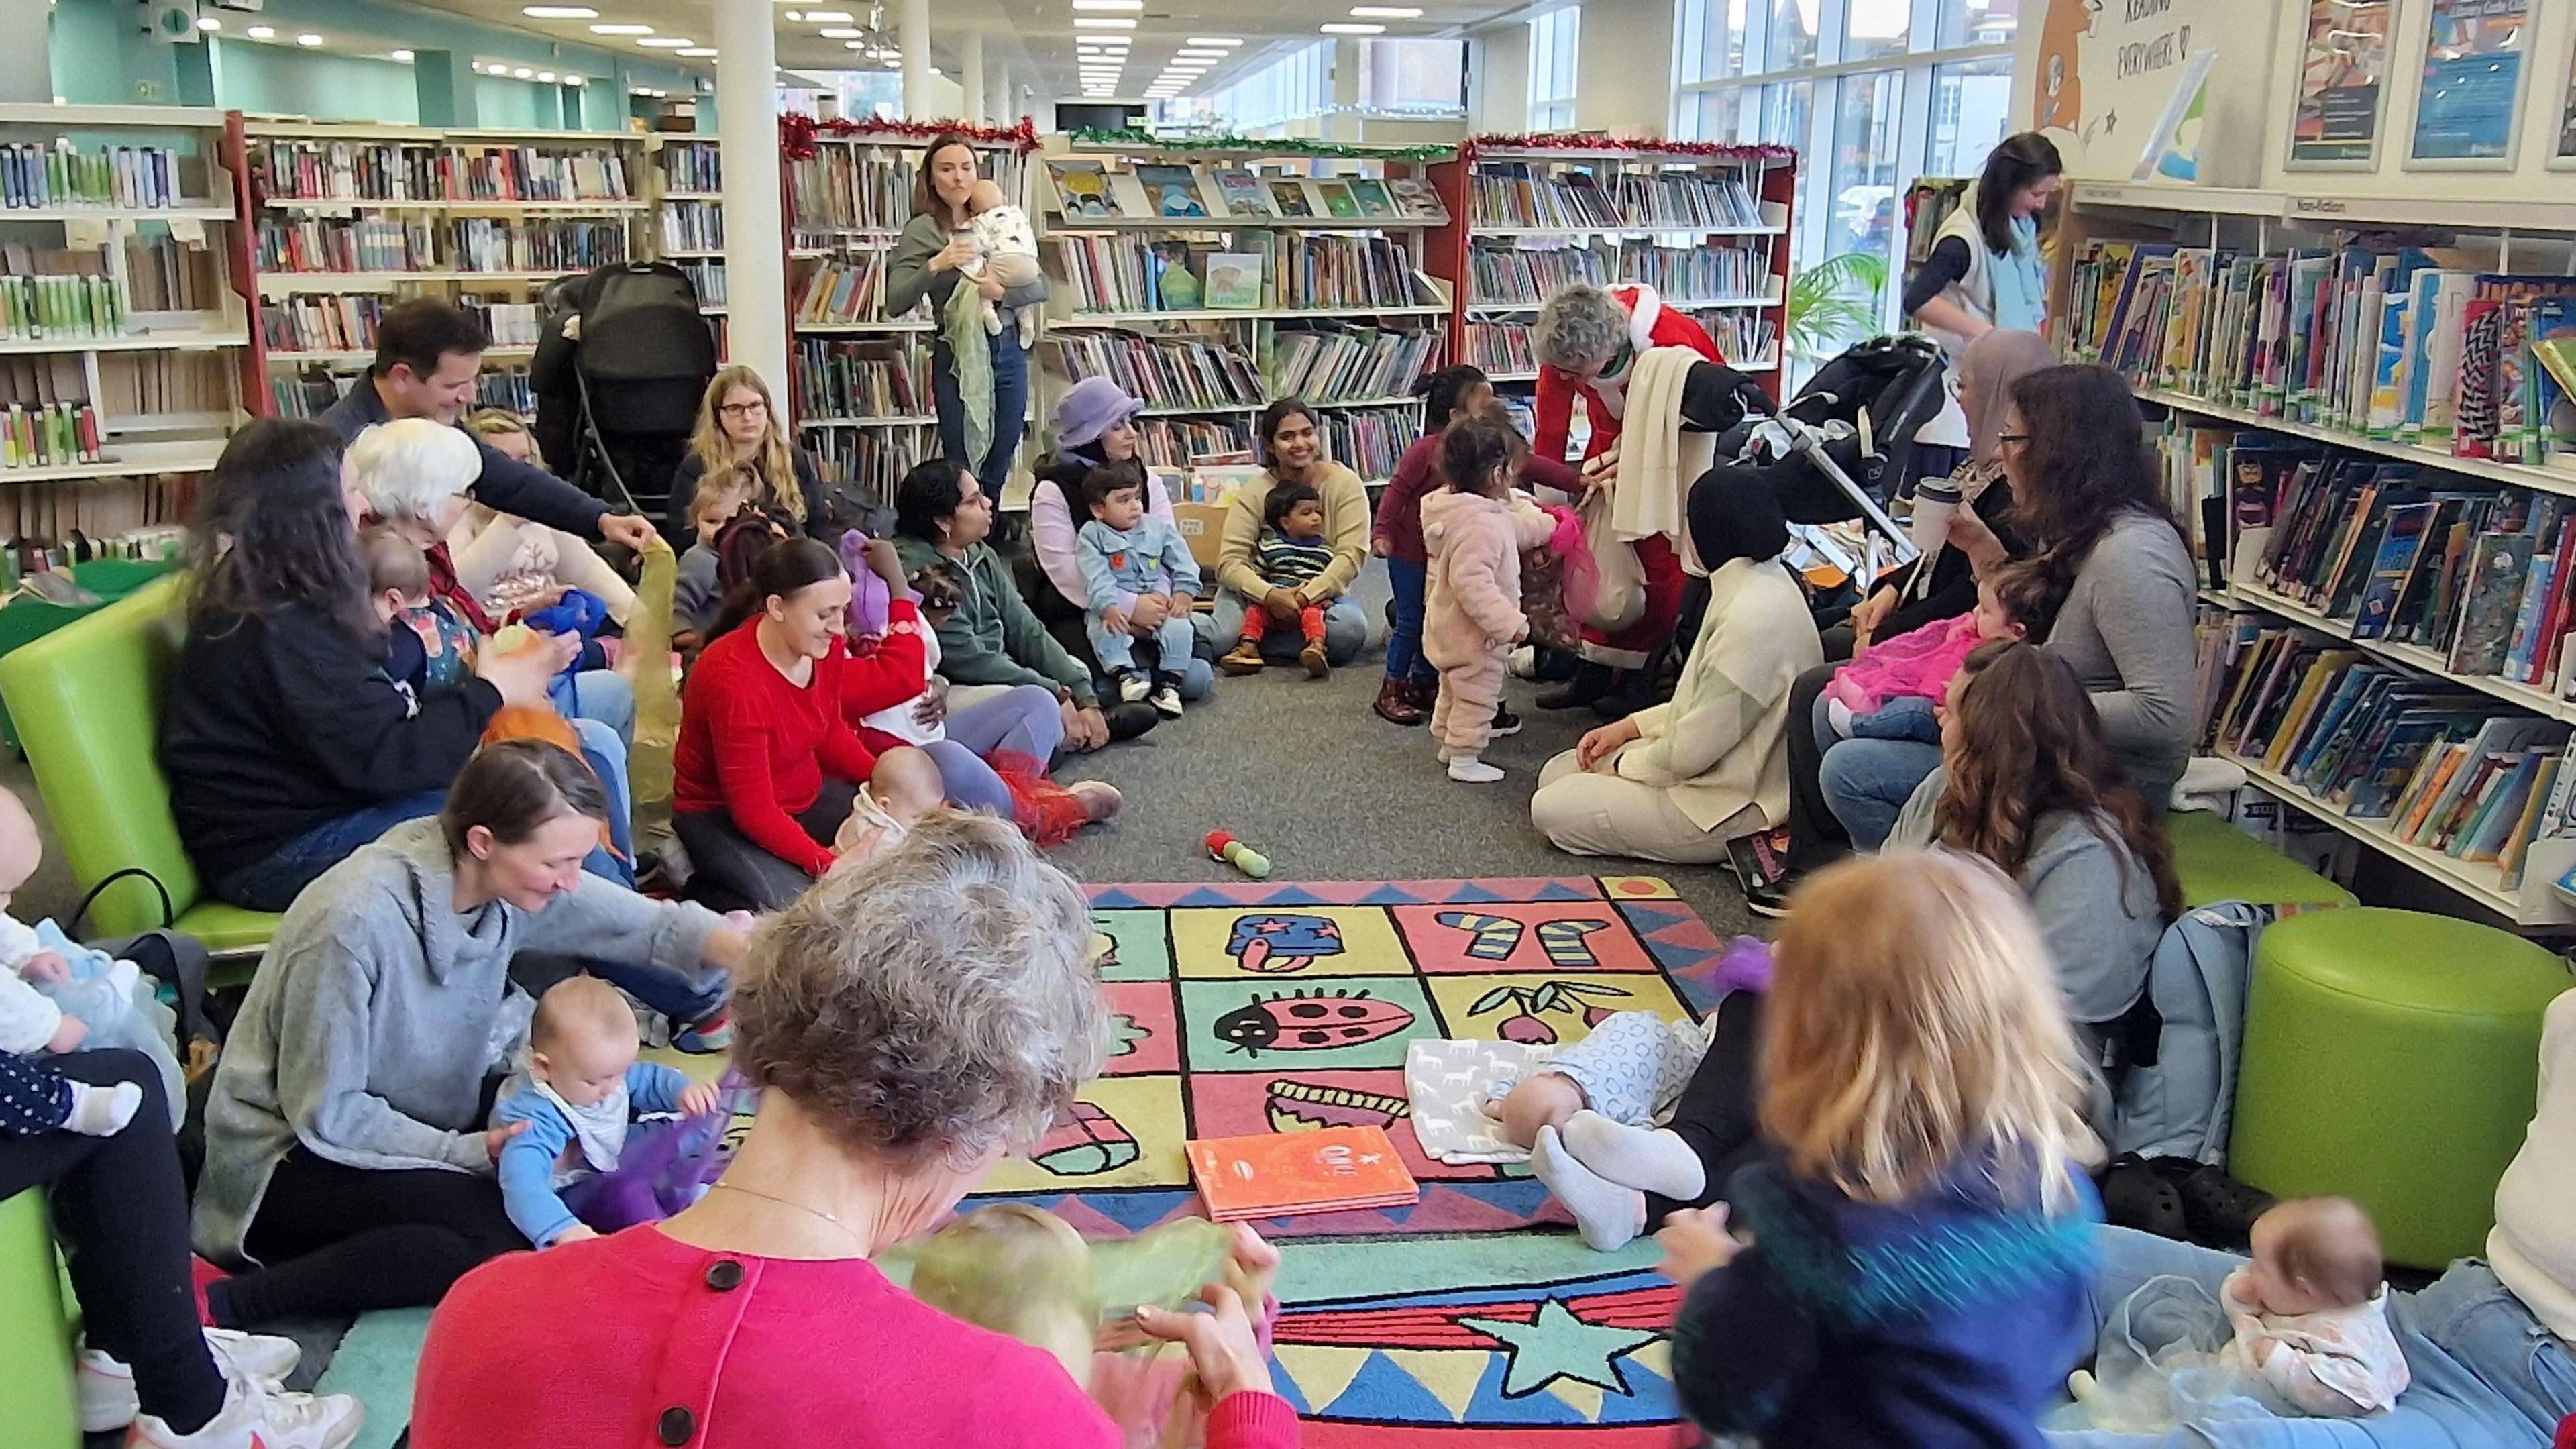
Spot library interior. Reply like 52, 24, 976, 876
1, 0, 2575, 1445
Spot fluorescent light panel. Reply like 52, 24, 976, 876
513, 66, 534, 76
677, 47, 716, 56
821, 29, 861, 38
1320, 21, 1384, 31
804, 9, 855, 18
392, 48, 415, 60
1071, 0, 1144, 7
195, 15, 218, 29
637, 36, 694, 46
520, 5, 599, 16
590, 22, 652, 34
297, 34, 324, 45
1348, 5, 1421, 15
1071, 17, 1137, 27
244, 24, 273, 38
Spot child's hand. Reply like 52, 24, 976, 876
1136, 1282, 1275, 1403
1371, 537, 1389, 558
19, 951, 70, 985
548, 1224, 600, 1248
2249, 1336, 2278, 1366
679, 1081, 724, 1118
44, 1014, 87, 1053
1222, 1222, 1281, 1309
1102, 606, 1131, 637
1655, 1205, 1745, 1289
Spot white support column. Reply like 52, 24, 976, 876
0, 0, 50, 103
993, 63, 1012, 125
714, 0, 790, 398
1573, 0, 1679, 136
1325, 37, 1365, 142
899, 0, 932, 119
1466, 21, 1530, 135
961, 32, 987, 123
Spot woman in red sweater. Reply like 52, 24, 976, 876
411, 812, 1299, 1449
672, 536, 934, 910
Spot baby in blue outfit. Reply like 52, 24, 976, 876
492, 975, 722, 1248
1075, 460, 1201, 720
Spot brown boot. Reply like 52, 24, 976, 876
1220, 640, 1266, 675
1300, 640, 1330, 679
1373, 676, 1426, 725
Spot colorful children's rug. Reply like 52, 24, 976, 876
314, 877, 1732, 1448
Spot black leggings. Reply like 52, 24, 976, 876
672, 777, 859, 912
1781, 631, 1856, 874
1646, 991, 1772, 1226
0, 1049, 225, 1434
217, 1146, 526, 1326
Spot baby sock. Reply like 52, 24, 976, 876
1561, 1110, 1707, 1201
65, 1080, 144, 1137
1448, 756, 1505, 784
1827, 698, 1856, 738
1532, 1125, 1644, 1252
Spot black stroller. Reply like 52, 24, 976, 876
531, 260, 720, 531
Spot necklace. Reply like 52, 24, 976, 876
708, 1179, 869, 1251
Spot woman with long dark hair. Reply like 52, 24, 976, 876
1210, 400, 1373, 667
161, 419, 571, 911
884, 134, 1036, 502
1907, 132, 2063, 360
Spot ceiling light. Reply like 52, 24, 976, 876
784, 7, 802, 16
1177, 47, 1226, 56
520, 5, 599, 16
513, 66, 535, 77
296, 33, 324, 46
637, 36, 694, 46
537, 70, 557, 80
845, 39, 868, 47
1072, 17, 1136, 27
564, 73, 585, 85
1185, 36, 1242, 45
391, 48, 414, 60
1348, 5, 1421, 15
1071, 0, 1144, 7
1320, 21, 1385, 32
820, 28, 859, 38
677, 46, 717, 56
195, 15, 218, 30
804, 7, 853, 17
590, 22, 652, 32
245, 24, 273, 38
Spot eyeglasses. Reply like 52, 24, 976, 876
718, 400, 767, 417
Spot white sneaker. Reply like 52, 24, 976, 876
1148, 682, 1183, 718
80, 1330, 304, 1432
126, 1372, 362, 1449
1114, 669, 1151, 704
1448, 757, 1505, 783
1826, 696, 1856, 738
1509, 645, 1538, 680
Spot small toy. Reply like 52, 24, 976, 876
1204, 829, 1272, 879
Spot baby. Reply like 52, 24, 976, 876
858, 561, 966, 747
963, 177, 1045, 345
362, 524, 436, 700
2220, 1196, 2410, 1417
1823, 558, 2059, 743
1076, 460, 1201, 718
490, 975, 723, 1248
832, 749, 947, 867
675, 468, 758, 653
0, 786, 180, 1130
1219, 480, 1339, 681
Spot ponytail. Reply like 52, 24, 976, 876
712, 535, 845, 639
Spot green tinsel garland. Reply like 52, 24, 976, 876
1063, 128, 1457, 161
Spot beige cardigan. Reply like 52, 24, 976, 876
1613, 555, 1823, 831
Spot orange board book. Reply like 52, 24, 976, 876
1187, 1125, 1420, 1222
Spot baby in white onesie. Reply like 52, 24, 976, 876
963, 177, 1044, 345
2218, 1195, 2410, 1417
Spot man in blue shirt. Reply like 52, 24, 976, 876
317, 297, 657, 552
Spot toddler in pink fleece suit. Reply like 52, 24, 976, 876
1423, 416, 1556, 783
1823, 558, 2057, 743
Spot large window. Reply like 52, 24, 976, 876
1673, 0, 2019, 337
1205, 42, 1332, 132
1529, 7, 1580, 131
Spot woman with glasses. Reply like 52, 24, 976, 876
663, 366, 830, 544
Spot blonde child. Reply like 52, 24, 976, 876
1419, 415, 1552, 783
1823, 559, 2059, 742
1646, 852, 2102, 1444
490, 976, 723, 1248
674, 467, 760, 653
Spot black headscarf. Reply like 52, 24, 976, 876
1686, 470, 1790, 569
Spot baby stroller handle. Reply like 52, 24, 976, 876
1774, 417, 1919, 566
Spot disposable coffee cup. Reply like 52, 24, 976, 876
1911, 476, 1964, 561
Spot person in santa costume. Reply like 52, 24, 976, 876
1531, 282, 1719, 715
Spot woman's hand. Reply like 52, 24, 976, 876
484, 1118, 531, 1163
476, 631, 579, 709
599, 515, 657, 553
678, 1081, 724, 1118
1371, 536, 1390, 558
1135, 1282, 1276, 1403
928, 236, 979, 274
973, 272, 1006, 303
1261, 588, 1301, 623
860, 538, 908, 590
912, 674, 949, 727
1130, 593, 1171, 633
1655, 1205, 1745, 1289
1575, 716, 1642, 772
1946, 505, 2008, 572
1848, 586, 1899, 649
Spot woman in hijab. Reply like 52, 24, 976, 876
1529, 483, 1823, 863
1758, 328, 2058, 908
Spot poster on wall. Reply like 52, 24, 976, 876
2409, 0, 2530, 167
2556, 26, 2576, 166
2017, 0, 2259, 184
2287, 0, 2390, 168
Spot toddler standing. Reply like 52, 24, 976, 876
1220, 480, 1341, 680
1420, 416, 1552, 783
1075, 460, 1201, 718
1823, 559, 2058, 742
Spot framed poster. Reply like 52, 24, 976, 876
2407, 0, 2531, 169
2554, 21, 2576, 169
2287, 0, 2392, 169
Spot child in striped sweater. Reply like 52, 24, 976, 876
1219, 480, 1340, 680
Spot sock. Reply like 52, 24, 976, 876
1448, 757, 1504, 783
64, 1080, 142, 1136
1827, 698, 1856, 737
1532, 1125, 1644, 1252
1561, 1110, 1707, 1201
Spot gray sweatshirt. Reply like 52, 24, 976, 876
2046, 510, 2198, 804
193, 820, 727, 1264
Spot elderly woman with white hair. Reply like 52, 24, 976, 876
164, 419, 572, 911
411, 811, 1302, 1449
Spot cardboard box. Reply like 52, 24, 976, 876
1173, 500, 1230, 570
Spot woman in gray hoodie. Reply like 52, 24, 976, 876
193, 741, 748, 1327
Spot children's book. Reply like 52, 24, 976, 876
1203, 252, 1264, 310
1348, 178, 1398, 219
1268, 180, 1316, 218
1212, 167, 1271, 217
1389, 178, 1447, 223
1150, 241, 1201, 310
1136, 164, 1210, 219
1315, 180, 1361, 219
2352, 500, 2436, 639
1188, 1125, 1419, 1221
2448, 532, 2539, 676
1047, 159, 1122, 219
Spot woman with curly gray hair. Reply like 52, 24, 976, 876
410, 812, 1300, 1449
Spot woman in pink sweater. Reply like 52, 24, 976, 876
1423, 414, 1557, 784
409, 812, 1299, 1449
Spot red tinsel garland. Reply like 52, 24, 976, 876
1464, 131, 1798, 164
778, 113, 1041, 162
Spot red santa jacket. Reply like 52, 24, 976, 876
1532, 284, 1721, 466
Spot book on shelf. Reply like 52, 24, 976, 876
1203, 253, 1263, 311
0, 272, 125, 342
791, 337, 931, 419
1267, 327, 1440, 404
1048, 159, 1124, 219
1044, 331, 1263, 413
788, 142, 1021, 240
1210, 168, 1270, 217
1136, 416, 1253, 468
796, 254, 898, 325
659, 200, 724, 253
656, 140, 720, 194
1348, 179, 1398, 220
1135, 164, 1212, 219
1389, 179, 1448, 225
1319, 406, 1412, 482
1468, 239, 1609, 307
92, 352, 231, 419
1459, 320, 1536, 374
1605, 170, 1765, 229
1, 141, 187, 209
1267, 181, 1315, 219
1314, 180, 1360, 220
1151, 242, 1202, 311
805, 422, 939, 508
1468, 164, 1621, 229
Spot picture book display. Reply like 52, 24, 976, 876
1047, 159, 1123, 219
1203, 252, 1265, 310
1315, 180, 1361, 219
1136, 164, 1211, 219
1348, 178, 1398, 219
1189, 1124, 1419, 1221
1212, 168, 1271, 217
1267, 180, 1315, 218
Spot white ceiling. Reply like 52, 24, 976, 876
400, 0, 1531, 111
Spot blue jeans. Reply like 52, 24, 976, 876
1847, 694, 1942, 743
552, 668, 634, 749
1089, 609, 1199, 682
1210, 590, 1371, 666
216, 790, 450, 911
1815, 694, 1942, 850
932, 321, 1029, 502
1384, 556, 1436, 688
2048, 1228, 2572, 1448
571, 718, 635, 890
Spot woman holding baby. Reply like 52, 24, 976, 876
413, 812, 1299, 1448
886, 132, 1041, 504
662, 366, 830, 546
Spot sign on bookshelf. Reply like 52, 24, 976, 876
2286, 0, 2392, 171
2406, 0, 2531, 170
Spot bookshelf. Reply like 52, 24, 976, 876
238, 120, 651, 423
647, 134, 727, 361
0, 103, 251, 544
1426, 140, 1798, 412
1031, 138, 1459, 485
2078, 182, 2576, 923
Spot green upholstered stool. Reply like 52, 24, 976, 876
0, 1188, 80, 1449
2229, 908, 2570, 1269
2166, 811, 2356, 912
